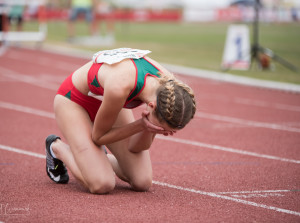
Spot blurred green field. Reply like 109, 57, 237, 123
26, 21, 300, 84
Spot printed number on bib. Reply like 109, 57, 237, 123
93, 48, 151, 65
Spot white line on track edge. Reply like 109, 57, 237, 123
0, 143, 299, 217
0, 144, 46, 159
156, 135, 300, 164
23, 44, 300, 93
1, 101, 300, 164
2, 67, 300, 133
215, 189, 296, 194
152, 181, 300, 217
196, 112, 300, 133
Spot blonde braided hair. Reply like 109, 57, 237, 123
155, 71, 196, 129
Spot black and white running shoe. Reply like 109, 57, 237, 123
45, 135, 69, 184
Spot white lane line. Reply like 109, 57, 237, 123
198, 93, 300, 114
215, 190, 295, 194
234, 97, 300, 113
1, 67, 300, 135
152, 181, 300, 217
163, 63, 300, 93
196, 112, 300, 133
22, 44, 300, 93
1, 143, 299, 217
0, 67, 59, 90
6, 51, 77, 72
1, 67, 300, 134
1, 101, 299, 164
9, 45, 300, 94
0, 144, 46, 159
0, 101, 55, 119
156, 136, 300, 164
7, 52, 300, 114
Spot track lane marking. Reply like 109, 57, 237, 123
0, 101, 55, 119
164, 63, 300, 93
152, 181, 300, 217
2, 61, 300, 114
196, 112, 300, 133
234, 97, 300, 113
217, 190, 290, 194
200, 93, 300, 113
214, 190, 300, 199
0, 144, 46, 159
215, 189, 298, 194
156, 136, 300, 164
0, 67, 59, 90
15, 45, 300, 93
0, 144, 299, 217
1, 101, 299, 164
1, 68, 300, 133
6, 51, 77, 72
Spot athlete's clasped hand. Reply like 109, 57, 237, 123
141, 110, 176, 136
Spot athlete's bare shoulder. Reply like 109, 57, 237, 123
99, 59, 136, 91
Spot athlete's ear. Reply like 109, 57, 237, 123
148, 101, 156, 109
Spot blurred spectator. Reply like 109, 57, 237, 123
7, 0, 26, 32
0, 3, 8, 52
291, 7, 298, 22
67, 0, 97, 39
0, 4, 6, 32
96, 0, 115, 41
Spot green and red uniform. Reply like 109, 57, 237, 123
57, 57, 161, 121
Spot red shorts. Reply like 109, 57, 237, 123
57, 73, 101, 122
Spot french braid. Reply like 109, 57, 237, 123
155, 71, 196, 129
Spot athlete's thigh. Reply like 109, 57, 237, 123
107, 108, 152, 180
54, 95, 114, 183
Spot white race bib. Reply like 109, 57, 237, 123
93, 48, 151, 65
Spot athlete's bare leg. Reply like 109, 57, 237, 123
53, 95, 115, 194
105, 109, 153, 191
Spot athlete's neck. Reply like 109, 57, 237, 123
138, 76, 159, 104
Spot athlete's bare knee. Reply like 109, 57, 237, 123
88, 177, 115, 194
131, 175, 152, 192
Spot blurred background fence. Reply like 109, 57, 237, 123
18, 0, 300, 23
1, 0, 299, 84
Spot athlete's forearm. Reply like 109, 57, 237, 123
92, 119, 144, 146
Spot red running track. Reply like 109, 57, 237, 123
0, 47, 299, 222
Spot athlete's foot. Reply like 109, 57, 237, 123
45, 135, 69, 184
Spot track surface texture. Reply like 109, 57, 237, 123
0, 47, 299, 223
